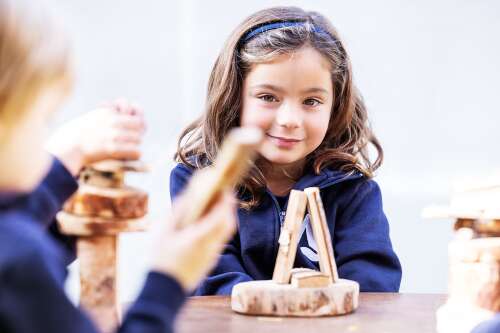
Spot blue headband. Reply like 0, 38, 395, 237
242, 21, 333, 43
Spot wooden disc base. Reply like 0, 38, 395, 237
436, 301, 496, 333
231, 279, 359, 317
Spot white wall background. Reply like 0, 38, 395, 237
46, 0, 500, 302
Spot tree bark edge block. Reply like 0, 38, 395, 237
231, 279, 359, 317
63, 184, 148, 219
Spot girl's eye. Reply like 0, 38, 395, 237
258, 94, 278, 103
304, 98, 322, 107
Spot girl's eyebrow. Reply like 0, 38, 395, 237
250, 84, 328, 95
302, 87, 329, 95
250, 84, 284, 93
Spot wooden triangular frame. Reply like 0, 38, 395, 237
272, 188, 339, 287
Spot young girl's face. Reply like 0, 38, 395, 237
240, 46, 333, 169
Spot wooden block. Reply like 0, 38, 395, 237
290, 269, 331, 288
448, 260, 500, 311
272, 190, 307, 284
176, 127, 262, 228
78, 236, 119, 333
449, 237, 500, 262
90, 159, 149, 173
422, 205, 484, 220
79, 167, 125, 188
231, 279, 359, 317
63, 184, 148, 219
453, 219, 500, 237
304, 187, 338, 283
57, 211, 148, 236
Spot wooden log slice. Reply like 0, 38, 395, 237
448, 238, 500, 311
448, 260, 500, 311
64, 184, 148, 219
57, 211, 148, 236
455, 219, 500, 237
231, 279, 359, 317
449, 238, 500, 263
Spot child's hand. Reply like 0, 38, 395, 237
45, 99, 146, 176
152, 191, 237, 291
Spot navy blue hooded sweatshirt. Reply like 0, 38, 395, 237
170, 163, 402, 295
0, 157, 185, 333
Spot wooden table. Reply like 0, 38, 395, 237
175, 293, 447, 333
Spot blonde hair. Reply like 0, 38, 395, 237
176, 6, 382, 209
0, 0, 73, 142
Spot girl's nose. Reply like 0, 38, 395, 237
275, 103, 302, 129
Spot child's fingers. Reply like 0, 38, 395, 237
130, 103, 144, 117
113, 114, 146, 132
112, 98, 143, 116
112, 129, 143, 144
104, 142, 141, 160
112, 98, 129, 113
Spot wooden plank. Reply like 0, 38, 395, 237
272, 190, 308, 284
290, 269, 330, 288
304, 187, 339, 283
176, 127, 262, 228
78, 236, 119, 333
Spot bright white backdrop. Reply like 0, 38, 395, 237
46, 0, 500, 302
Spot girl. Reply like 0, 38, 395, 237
0, 0, 235, 332
171, 6, 402, 295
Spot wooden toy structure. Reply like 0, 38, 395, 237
423, 175, 500, 333
231, 188, 359, 317
57, 159, 149, 333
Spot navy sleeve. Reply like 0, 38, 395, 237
21, 157, 79, 227
119, 272, 186, 333
0, 241, 186, 333
193, 232, 253, 296
0, 241, 99, 333
8, 157, 78, 263
170, 163, 253, 296
472, 315, 500, 333
334, 180, 402, 292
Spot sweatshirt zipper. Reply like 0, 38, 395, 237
268, 172, 363, 264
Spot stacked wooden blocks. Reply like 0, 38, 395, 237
424, 177, 500, 333
57, 160, 148, 333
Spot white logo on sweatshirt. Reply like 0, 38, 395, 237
299, 214, 319, 262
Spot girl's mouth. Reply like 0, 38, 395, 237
266, 133, 303, 148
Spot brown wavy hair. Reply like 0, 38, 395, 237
175, 6, 383, 209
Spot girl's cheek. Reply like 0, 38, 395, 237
241, 104, 275, 130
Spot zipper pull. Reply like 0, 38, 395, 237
280, 211, 286, 226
